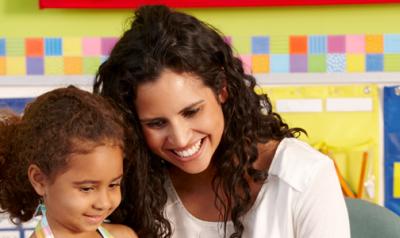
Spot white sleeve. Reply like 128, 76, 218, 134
293, 159, 351, 238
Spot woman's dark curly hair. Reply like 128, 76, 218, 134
0, 86, 129, 223
94, 5, 305, 238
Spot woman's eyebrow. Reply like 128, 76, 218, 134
178, 100, 204, 115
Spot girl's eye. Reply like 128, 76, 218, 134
182, 107, 200, 118
109, 183, 121, 189
146, 119, 166, 129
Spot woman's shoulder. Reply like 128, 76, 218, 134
269, 138, 333, 191
101, 223, 138, 238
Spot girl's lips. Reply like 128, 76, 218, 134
84, 214, 104, 224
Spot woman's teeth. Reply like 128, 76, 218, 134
174, 140, 202, 158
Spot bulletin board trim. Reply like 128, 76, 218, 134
39, 0, 400, 9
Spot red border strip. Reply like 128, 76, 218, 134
39, 0, 400, 9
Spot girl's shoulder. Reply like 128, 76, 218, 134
101, 223, 138, 238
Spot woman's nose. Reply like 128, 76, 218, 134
167, 121, 191, 148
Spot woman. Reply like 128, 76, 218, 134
94, 5, 350, 238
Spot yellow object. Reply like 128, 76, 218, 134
63, 37, 82, 56
44, 56, 63, 75
5, 57, 25, 75
394, 162, 400, 198
0, 57, 5, 75
347, 54, 365, 72
270, 35, 289, 54
259, 85, 380, 203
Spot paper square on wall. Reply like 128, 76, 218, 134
64, 56, 83, 75
26, 57, 44, 75
232, 36, 251, 54
251, 54, 269, 73
83, 37, 102, 56
366, 35, 383, 54
290, 36, 307, 54
384, 54, 400, 72
45, 38, 62, 56
25, 38, 44, 57
83, 57, 101, 75
252, 36, 269, 54
63, 37, 82, 56
308, 54, 326, 72
327, 54, 346, 72
384, 34, 400, 53
347, 54, 365, 72
6, 38, 25, 56
270, 35, 289, 54
308, 35, 326, 54
346, 35, 365, 53
0, 39, 5, 56
5, 57, 25, 75
328, 35, 345, 53
270, 54, 289, 73
290, 54, 307, 72
101, 37, 118, 56
366, 54, 383, 72
44, 56, 63, 75
239, 54, 252, 74
0, 57, 5, 75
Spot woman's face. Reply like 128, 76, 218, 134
135, 69, 227, 174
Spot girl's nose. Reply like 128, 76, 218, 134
93, 190, 112, 211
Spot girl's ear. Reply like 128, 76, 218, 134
28, 164, 48, 196
218, 83, 228, 104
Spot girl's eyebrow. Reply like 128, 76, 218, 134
72, 174, 123, 185
139, 100, 204, 122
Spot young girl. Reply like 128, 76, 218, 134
0, 86, 137, 238
94, 5, 350, 238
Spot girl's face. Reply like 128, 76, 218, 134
40, 145, 123, 236
135, 69, 227, 174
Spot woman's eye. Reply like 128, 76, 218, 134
109, 183, 121, 189
183, 108, 200, 118
146, 119, 166, 129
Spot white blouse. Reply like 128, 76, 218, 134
164, 138, 350, 238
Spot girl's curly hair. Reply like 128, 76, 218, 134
94, 5, 305, 238
0, 86, 129, 223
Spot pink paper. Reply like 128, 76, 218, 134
83, 37, 101, 56
346, 35, 365, 53
239, 55, 252, 74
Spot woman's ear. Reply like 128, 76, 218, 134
218, 83, 228, 104
28, 164, 48, 197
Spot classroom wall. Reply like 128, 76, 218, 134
2, 2, 400, 39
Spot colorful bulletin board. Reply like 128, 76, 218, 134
1, 34, 400, 80
384, 86, 400, 215
39, 0, 400, 8
259, 85, 381, 203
